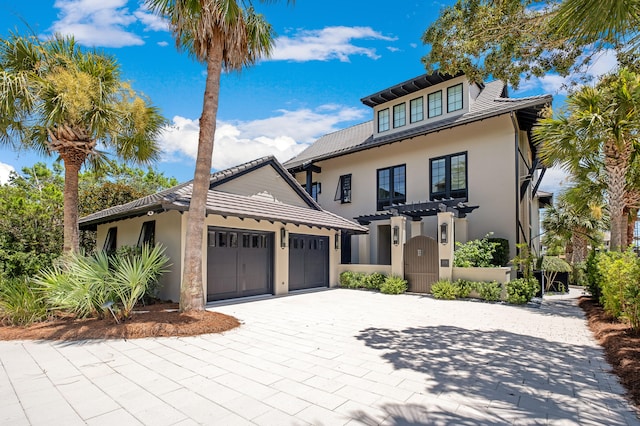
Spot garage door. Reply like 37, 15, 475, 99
207, 227, 273, 302
289, 234, 329, 291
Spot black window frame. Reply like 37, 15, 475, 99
430, 152, 468, 201
334, 174, 352, 204
428, 90, 443, 118
410, 96, 424, 123
447, 83, 464, 113
103, 227, 117, 253
311, 181, 321, 201
137, 220, 156, 248
378, 108, 390, 132
376, 164, 406, 211
393, 103, 406, 128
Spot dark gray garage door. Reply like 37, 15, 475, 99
288, 234, 329, 291
207, 227, 273, 302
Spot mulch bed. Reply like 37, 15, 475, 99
0, 303, 240, 341
579, 296, 640, 407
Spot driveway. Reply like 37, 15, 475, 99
1, 288, 638, 425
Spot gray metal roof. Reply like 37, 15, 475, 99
79, 156, 367, 233
284, 78, 552, 170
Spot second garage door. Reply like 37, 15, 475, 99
207, 227, 273, 302
288, 234, 329, 291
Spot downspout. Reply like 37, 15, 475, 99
511, 112, 520, 250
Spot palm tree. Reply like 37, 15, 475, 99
144, 0, 290, 312
535, 68, 640, 251
551, 0, 640, 53
0, 33, 164, 254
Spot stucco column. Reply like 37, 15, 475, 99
454, 217, 468, 243
390, 215, 407, 277
438, 211, 455, 281
410, 219, 423, 239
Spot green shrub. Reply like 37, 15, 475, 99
339, 271, 366, 289
454, 279, 475, 298
0, 276, 49, 326
432, 280, 457, 299
363, 272, 386, 290
598, 250, 640, 328
380, 275, 408, 294
506, 278, 539, 305
476, 281, 502, 301
454, 234, 500, 267
488, 238, 510, 267
584, 250, 602, 300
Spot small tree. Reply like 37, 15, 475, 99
541, 256, 572, 292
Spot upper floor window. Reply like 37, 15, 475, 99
428, 91, 443, 118
430, 152, 467, 200
137, 220, 156, 247
410, 97, 424, 123
447, 83, 463, 113
393, 103, 406, 128
103, 227, 117, 253
377, 165, 406, 211
378, 109, 390, 132
311, 182, 321, 201
335, 174, 351, 203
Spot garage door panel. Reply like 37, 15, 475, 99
289, 234, 328, 291
207, 228, 273, 302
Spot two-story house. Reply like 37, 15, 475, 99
285, 72, 552, 281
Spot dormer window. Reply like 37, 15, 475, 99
378, 108, 390, 132
393, 103, 406, 128
447, 83, 463, 113
428, 91, 443, 118
410, 97, 424, 123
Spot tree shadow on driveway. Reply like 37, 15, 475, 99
353, 325, 635, 425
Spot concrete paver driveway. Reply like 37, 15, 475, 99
1, 288, 638, 425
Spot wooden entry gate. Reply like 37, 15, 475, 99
404, 235, 439, 293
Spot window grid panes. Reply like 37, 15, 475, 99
428, 91, 442, 118
447, 84, 463, 112
430, 152, 467, 200
334, 174, 351, 203
377, 165, 406, 211
393, 103, 406, 128
378, 108, 390, 132
410, 97, 424, 123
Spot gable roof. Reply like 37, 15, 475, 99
79, 156, 367, 233
284, 76, 552, 171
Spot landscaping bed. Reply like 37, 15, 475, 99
0, 302, 240, 341
579, 296, 640, 407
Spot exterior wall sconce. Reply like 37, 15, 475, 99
392, 225, 400, 246
335, 232, 340, 250
280, 228, 287, 248
440, 222, 448, 245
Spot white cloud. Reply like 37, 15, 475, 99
50, 0, 169, 48
271, 26, 397, 62
158, 105, 368, 170
0, 162, 15, 184
529, 49, 619, 95
157, 41, 169, 47
538, 166, 571, 195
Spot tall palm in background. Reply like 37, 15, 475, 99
535, 68, 640, 251
0, 34, 164, 253
145, 0, 291, 312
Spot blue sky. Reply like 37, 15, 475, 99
0, 0, 619, 193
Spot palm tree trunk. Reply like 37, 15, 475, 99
180, 34, 224, 312
61, 154, 83, 253
604, 142, 630, 251
571, 229, 588, 264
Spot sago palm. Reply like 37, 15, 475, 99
145, 0, 291, 312
0, 33, 164, 253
